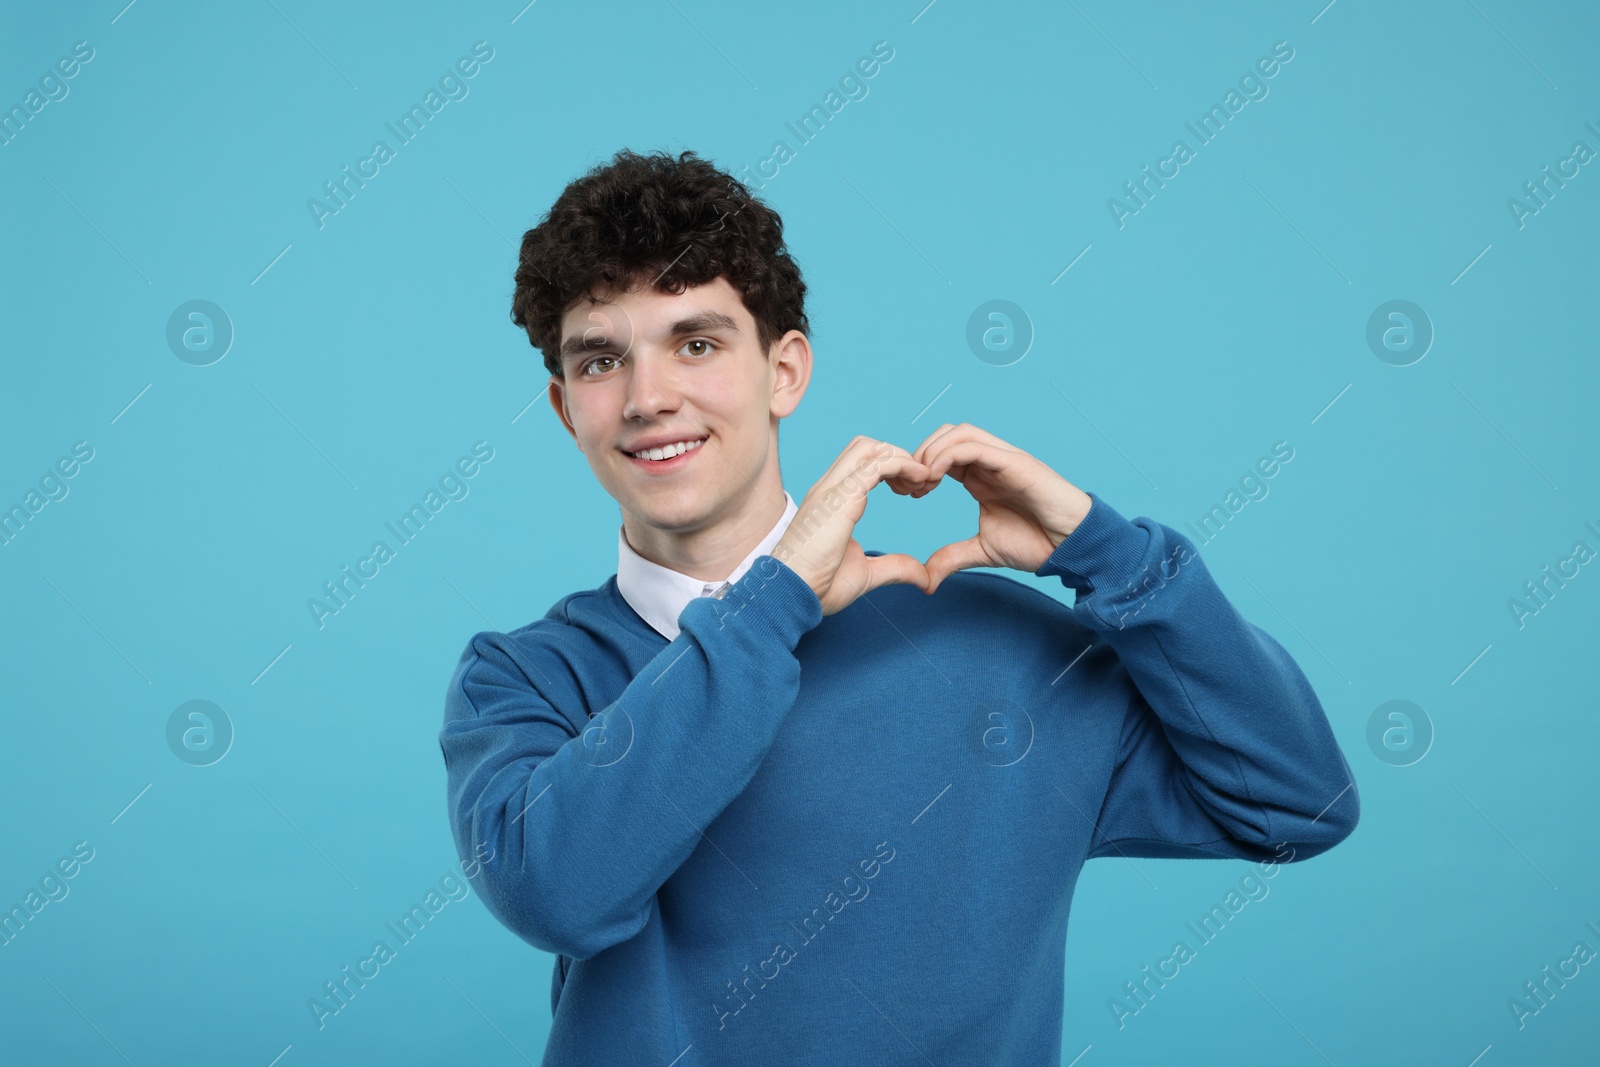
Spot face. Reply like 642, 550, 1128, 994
548, 275, 810, 549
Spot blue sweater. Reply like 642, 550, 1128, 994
438, 491, 1359, 1065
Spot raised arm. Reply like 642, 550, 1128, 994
905, 423, 1359, 865
1039, 491, 1360, 863
443, 436, 940, 960
438, 555, 821, 961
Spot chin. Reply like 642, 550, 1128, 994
626, 489, 716, 532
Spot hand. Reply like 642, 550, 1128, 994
908, 423, 1094, 595
772, 436, 934, 615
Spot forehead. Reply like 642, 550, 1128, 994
558, 275, 750, 338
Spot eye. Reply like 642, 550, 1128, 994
579, 355, 617, 377
680, 338, 716, 357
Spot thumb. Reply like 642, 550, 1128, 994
863, 553, 931, 596
924, 536, 989, 595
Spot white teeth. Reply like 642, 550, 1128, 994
630, 437, 705, 461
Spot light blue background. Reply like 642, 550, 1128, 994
2, 1, 1597, 1064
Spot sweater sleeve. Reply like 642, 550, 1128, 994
438, 554, 823, 961
1036, 491, 1360, 864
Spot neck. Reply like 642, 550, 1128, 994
622, 481, 788, 584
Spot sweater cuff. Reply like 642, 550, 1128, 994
682, 553, 823, 648
1034, 491, 1154, 599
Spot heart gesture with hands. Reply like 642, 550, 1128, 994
771, 424, 1094, 614
906, 423, 1094, 595
771, 436, 933, 615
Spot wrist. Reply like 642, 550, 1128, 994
1045, 489, 1095, 549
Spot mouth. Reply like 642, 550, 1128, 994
621, 435, 708, 473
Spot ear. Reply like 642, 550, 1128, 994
548, 375, 582, 451
769, 329, 812, 420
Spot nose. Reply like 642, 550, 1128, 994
622, 347, 682, 422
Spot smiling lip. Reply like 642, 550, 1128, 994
622, 432, 707, 453
622, 435, 707, 473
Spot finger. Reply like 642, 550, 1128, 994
928, 441, 998, 483
863, 552, 930, 595
910, 423, 958, 465
771, 532, 826, 576
869, 453, 935, 501
917, 423, 1024, 466
809, 439, 920, 511
884, 464, 940, 496
838, 438, 923, 491
842, 436, 943, 497
851, 452, 932, 504
785, 446, 932, 561
884, 452, 942, 495
923, 439, 1014, 484
811, 435, 892, 488
924, 536, 990, 595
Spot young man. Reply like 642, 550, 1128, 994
439, 148, 1360, 1065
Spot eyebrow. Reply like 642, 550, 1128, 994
559, 310, 741, 366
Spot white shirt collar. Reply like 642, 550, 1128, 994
616, 491, 800, 641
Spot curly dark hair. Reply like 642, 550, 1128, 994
512, 148, 811, 379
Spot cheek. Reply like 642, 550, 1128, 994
567, 393, 613, 444
686, 378, 741, 425
726, 372, 771, 418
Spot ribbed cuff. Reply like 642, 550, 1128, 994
681, 552, 823, 648
1034, 491, 1154, 599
